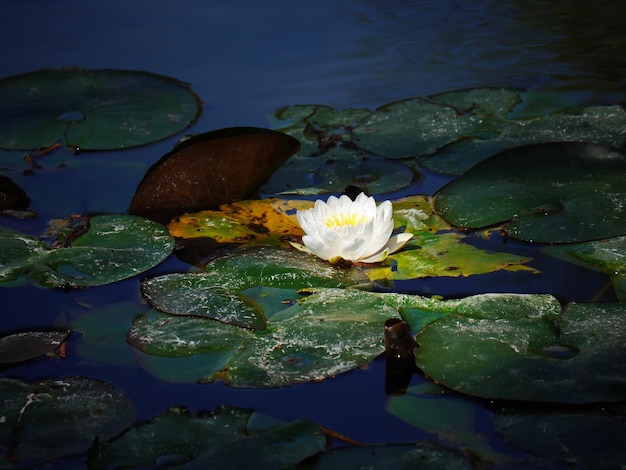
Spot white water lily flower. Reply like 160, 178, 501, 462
291, 192, 413, 265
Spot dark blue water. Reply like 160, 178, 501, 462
2, 0, 625, 467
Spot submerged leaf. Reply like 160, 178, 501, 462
89, 406, 325, 470
0, 67, 200, 150
434, 142, 626, 243
128, 127, 301, 223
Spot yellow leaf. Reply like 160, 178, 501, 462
167, 198, 314, 246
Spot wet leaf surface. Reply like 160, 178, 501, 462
0, 67, 201, 150
414, 297, 626, 403
0, 214, 174, 287
434, 142, 626, 243
140, 246, 368, 330
130, 285, 458, 387
128, 127, 301, 223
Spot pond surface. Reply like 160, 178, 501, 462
1, 1, 625, 468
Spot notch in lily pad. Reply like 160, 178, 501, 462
434, 142, 626, 243
128, 127, 301, 224
0, 67, 201, 150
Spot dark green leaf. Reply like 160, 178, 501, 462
89, 405, 325, 470
0, 376, 135, 462
495, 404, 626, 469
434, 142, 626, 243
0, 214, 174, 288
0, 329, 70, 364
140, 246, 368, 330
415, 297, 626, 403
0, 67, 200, 150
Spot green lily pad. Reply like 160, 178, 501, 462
0, 376, 135, 462
494, 403, 626, 469
0, 214, 174, 287
352, 97, 490, 159
260, 149, 415, 196
544, 236, 626, 301
0, 67, 201, 150
270, 104, 372, 157
433, 142, 626, 243
0, 329, 70, 365
88, 405, 326, 469
0, 227, 47, 283
130, 286, 454, 387
420, 94, 626, 175
140, 246, 368, 331
414, 296, 626, 403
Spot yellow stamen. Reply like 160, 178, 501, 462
324, 212, 368, 228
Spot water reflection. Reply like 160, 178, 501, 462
341, 0, 626, 104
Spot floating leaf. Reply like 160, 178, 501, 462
352, 96, 492, 159
140, 246, 368, 331
167, 198, 313, 245
261, 150, 415, 196
0, 329, 70, 365
434, 142, 626, 243
0, 214, 174, 288
364, 232, 537, 282
128, 127, 301, 223
0, 227, 47, 283
130, 286, 454, 387
414, 296, 626, 403
363, 195, 536, 282
0, 376, 135, 462
89, 405, 326, 469
0, 67, 200, 150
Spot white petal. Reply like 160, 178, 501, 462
386, 232, 414, 255
358, 247, 390, 263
